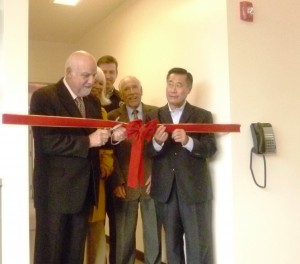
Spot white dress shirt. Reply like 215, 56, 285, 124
153, 102, 193, 152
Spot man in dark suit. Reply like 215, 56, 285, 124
146, 68, 217, 264
108, 76, 161, 264
30, 51, 125, 264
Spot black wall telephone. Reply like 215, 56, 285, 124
250, 123, 276, 154
250, 123, 276, 188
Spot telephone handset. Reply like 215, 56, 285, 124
250, 123, 276, 154
250, 123, 276, 188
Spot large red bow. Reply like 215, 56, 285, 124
125, 119, 158, 188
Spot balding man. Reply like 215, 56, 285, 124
30, 51, 125, 264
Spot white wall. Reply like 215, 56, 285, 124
228, 1, 300, 263
29, 40, 73, 83
0, 0, 29, 263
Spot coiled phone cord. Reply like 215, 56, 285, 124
250, 148, 267, 188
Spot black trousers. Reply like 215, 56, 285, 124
34, 204, 90, 264
155, 182, 214, 264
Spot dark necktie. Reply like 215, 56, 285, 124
132, 109, 139, 120
75, 97, 86, 117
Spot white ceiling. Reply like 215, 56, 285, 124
29, 0, 125, 44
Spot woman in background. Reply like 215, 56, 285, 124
85, 67, 113, 264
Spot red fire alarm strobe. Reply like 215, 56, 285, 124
240, 1, 254, 22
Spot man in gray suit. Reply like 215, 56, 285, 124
30, 51, 125, 264
146, 68, 217, 264
108, 76, 161, 264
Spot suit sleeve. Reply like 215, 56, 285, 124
189, 111, 217, 159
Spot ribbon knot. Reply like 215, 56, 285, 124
126, 119, 158, 188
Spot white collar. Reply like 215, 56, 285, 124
63, 78, 77, 100
168, 101, 186, 113
126, 103, 142, 114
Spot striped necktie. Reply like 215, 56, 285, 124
132, 109, 139, 120
75, 97, 86, 117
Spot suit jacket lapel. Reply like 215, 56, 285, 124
56, 79, 82, 118
55, 79, 94, 134
141, 103, 154, 122
119, 104, 130, 122
158, 104, 173, 124
141, 104, 147, 121
179, 102, 194, 123
83, 96, 100, 119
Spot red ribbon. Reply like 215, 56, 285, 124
163, 123, 240, 133
2, 113, 240, 188
1, 113, 125, 129
125, 119, 158, 188
2, 113, 240, 132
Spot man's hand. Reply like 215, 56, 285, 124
89, 129, 111, 147
153, 125, 168, 145
113, 185, 126, 199
171, 129, 188, 145
112, 126, 126, 142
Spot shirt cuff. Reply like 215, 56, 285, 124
152, 137, 163, 151
182, 136, 193, 152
